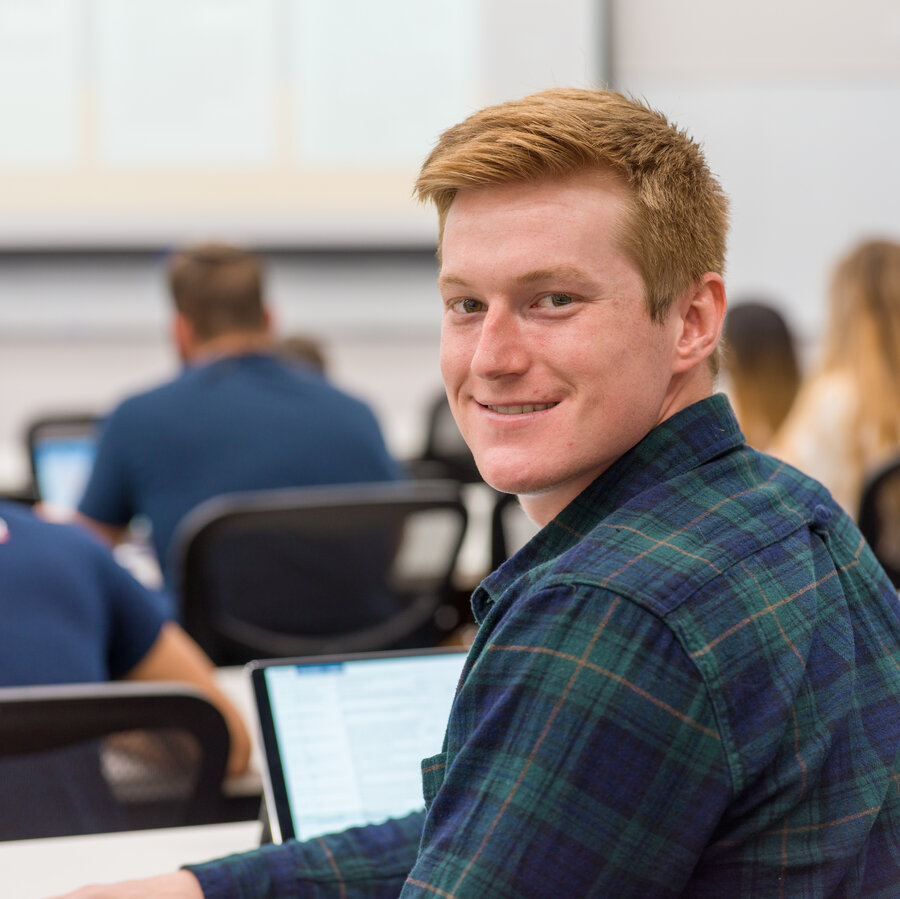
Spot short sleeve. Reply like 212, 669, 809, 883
78, 403, 139, 527
95, 541, 169, 677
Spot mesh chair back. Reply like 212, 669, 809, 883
171, 480, 468, 665
0, 682, 230, 840
859, 456, 900, 588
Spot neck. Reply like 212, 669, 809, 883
518, 378, 716, 527
185, 331, 273, 363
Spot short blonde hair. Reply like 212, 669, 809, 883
414, 88, 729, 327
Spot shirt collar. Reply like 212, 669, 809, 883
471, 394, 745, 622
186, 351, 275, 373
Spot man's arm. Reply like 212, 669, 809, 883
175, 584, 727, 899
398, 583, 731, 898
51, 813, 425, 899
51, 871, 203, 899
124, 621, 252, 777
72, 510, 130, 547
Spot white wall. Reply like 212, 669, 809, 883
612, 0, 900, 341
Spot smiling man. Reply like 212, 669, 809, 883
437, 169, 721, 525
58, 89, 900, 899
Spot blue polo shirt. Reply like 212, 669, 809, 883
78, 353, 403, 590
0, 501, 166, 686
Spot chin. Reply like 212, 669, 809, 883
477, 463, 555, 498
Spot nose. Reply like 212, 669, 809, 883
470, 305, 530, 380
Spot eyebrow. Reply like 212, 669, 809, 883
437, 273, 470, 290
515, 265, 590, 285
438, 264, 592, 291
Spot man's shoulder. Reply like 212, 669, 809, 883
548, 445, 832, 614
0, 500, 114, 565
105, 372, 189, 419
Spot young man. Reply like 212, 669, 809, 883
76, 243, 402, 599
58, 89, 900, 897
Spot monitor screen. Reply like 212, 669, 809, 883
251, 648, 467, 842
32, 432, 97, 510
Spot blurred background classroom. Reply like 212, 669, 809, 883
3, 1, 900, 883
2, 0, 900, 510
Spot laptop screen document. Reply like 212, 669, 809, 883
249, 647, 467, 843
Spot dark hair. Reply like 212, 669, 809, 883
723, 301, 799, 446
277, 334, 327, 373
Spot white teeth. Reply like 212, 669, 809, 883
487, 403, 557, 414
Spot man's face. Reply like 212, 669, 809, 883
439, 171, 688, 525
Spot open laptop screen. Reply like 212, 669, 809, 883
31, 426, 98, 510
249, 647, 467, 843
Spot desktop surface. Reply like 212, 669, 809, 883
1, 819, 262, 899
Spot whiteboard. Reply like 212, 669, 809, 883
0, 0, 606, 248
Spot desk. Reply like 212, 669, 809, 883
1, 819, 263, 898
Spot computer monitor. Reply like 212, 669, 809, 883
27, 415, 100, 510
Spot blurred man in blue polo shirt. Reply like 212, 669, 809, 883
77, 243, 402, 608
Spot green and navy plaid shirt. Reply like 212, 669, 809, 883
191, 395, 900, 897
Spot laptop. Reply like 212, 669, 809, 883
27, 416, 99, 510
248, 646, 468, 844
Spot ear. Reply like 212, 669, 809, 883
172, 312, 197, 362
671, 272, 726, 374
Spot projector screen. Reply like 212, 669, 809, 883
0, 0, 606, 248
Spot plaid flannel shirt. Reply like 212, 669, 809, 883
191, 394, 900, 897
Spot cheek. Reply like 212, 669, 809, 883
438, 348, 455, 387
439, 332, 470, 387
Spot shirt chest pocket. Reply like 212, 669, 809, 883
420, 752, 447, 809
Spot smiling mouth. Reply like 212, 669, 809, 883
484, 402, 558, 415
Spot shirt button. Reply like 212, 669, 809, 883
811, 504, 833, 532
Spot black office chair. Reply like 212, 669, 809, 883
858, 455, 900, 588
490, 492, 542, 571
409, 393, 482, 484
0, 682, 231, 841
171, 479, 469, 666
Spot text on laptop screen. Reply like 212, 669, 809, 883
264, 652, 465, 841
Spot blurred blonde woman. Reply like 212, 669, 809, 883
771, 238, 900, 517
722, 301, 800, 448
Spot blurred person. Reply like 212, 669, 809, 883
56, 90, 900, 898
721, 299, 800, 447
276, 332, 327, 373
76, 243, 402, 601
0, 498, 251, 838
771, 238, 900, 517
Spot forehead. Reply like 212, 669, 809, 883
439, 171, 637, 284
